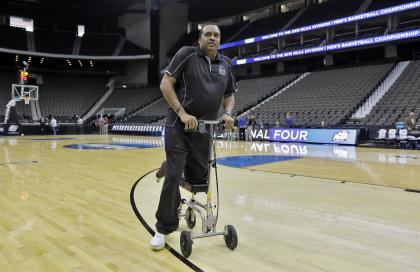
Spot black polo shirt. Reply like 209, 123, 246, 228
164, 46, 237, 127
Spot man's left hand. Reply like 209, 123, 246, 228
222, 114, 234, 129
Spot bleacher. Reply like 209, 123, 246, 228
38, 73, 109, 122
0, 25, 27, 51
291, 0, 364, 28
367, 0, 415, 11
101, 87, 161, 114
119, 40, 150, 55
252, 63, 394, 127
34, 29, 76, 54
219, 21, 250, 43
333, 26, 386, 43
227, 74, 299, 115
167, 22, 250, 56
233, 10, 299, 42
80, 33, 120, 56
167, 31, 200, 57
128, 98, 168, 123
361, 61, 420, 126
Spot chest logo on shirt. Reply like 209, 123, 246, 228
218, 65, 226, 76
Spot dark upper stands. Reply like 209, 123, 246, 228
233, 10, 299, 42
34, 29, 76, 54
219, 21, 250, 43
291, 0, 364, 28
167, 22, 250, 56
0, 24, 148, 56
101, 87, 161, 114
0, 25, 27, 51
333, 26, 386, 43
167, 31, 199, 57
252, 63, 393, 126
119, 40, 150, 55
361, 61, 420, 126
80, 33, 120, 56
367, 0, 415, 11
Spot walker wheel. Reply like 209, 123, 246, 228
185, 207, 196, 229
224, 225, 238, 250
180, 231, 193, 258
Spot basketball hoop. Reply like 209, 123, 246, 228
22, 96, 31, 105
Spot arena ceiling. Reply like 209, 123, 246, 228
0, 0, 146, 15
0, 0, 293, 19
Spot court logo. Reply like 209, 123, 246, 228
218, 65, 226, 76
332, 131, 349, 142
8, 125, 18, 132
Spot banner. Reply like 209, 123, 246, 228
221, 1, 420, 49
233, 29, 420, 65
251, 128, 359, 145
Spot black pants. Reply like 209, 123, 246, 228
239, 128, 245, 140
155, 126, 210, 235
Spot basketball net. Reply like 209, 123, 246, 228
22, 96, 31, 105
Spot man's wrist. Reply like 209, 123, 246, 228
175, 105, 183, 114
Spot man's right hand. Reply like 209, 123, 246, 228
179, 112, 198, 130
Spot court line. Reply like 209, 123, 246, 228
247, 168, 420, 191
215, 160, 416, 192
0, 160, 39, 166
130, 169, 205, 272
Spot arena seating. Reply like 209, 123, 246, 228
290, 0, 364, 28
119, 40, 150, 55
228, 74, 299, 115
233, 10, 299, 42
124, 73, 300, 124
252, 63, 394, 127
167, 31, 200, 57
367, 0, 415, 11
37, 73, 110, 122
80, 33, 120, 56
34, 29, 76, 54
361, 61, 420, 126
167, 22, 250, 56
128, 98, 168, 123
333, 26, 386, 43
0, 25, 27, 51
219, 21, 250, 43
101, 87, 161, 114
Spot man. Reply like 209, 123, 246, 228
50, 116, 58, 136
246, 114, 255, 141
76, 116, 84, 134
285, 112, 293, 128
404, 112, 416, 132
40, 117, 46, 134
237, 115, 247, 140
150, 23, 237, 250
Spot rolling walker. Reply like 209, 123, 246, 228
160, 120, 238, 258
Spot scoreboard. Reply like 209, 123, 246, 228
19, 70, 29, 84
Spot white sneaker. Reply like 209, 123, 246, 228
150, 232, 166, 250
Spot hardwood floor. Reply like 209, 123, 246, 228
1, 135, 420, 271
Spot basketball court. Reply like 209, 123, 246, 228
1, 134, 420, 271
